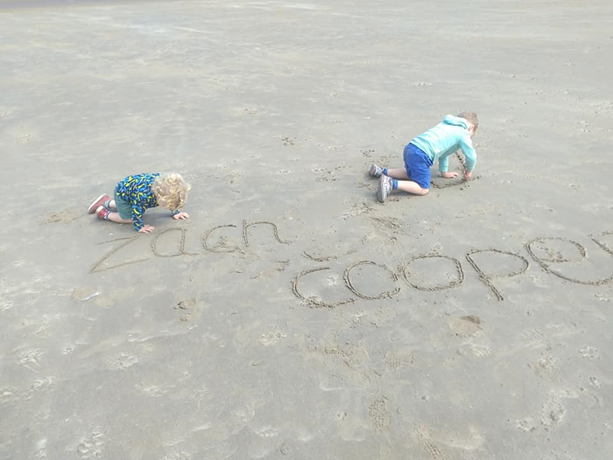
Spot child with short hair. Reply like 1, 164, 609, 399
369, 112, 479, 202
88, 173, 191, 233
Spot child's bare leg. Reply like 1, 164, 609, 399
385, 168, 410, 180
396, 181, 429, 196
106, 212, 132, 224
107, 200, 118, 211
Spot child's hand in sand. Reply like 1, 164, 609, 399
440, 171, 459, 179
463, 171, 472, 181
173, 212, 190, 220
138, 225, 155, 233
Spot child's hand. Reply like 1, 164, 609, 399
440, 172, 459, 179
138, 225, 155, 233
463, 171, 473, 181
173, 212, 190, 220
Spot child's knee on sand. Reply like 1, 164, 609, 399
107, 212, 132, 224
417, 186, 429, 196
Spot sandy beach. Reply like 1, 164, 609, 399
1, 1, 612, 459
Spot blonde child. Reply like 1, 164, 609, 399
87, 173, 191, 233
370, 113, 479, 202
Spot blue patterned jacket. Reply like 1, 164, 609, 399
115, 173, 179, 231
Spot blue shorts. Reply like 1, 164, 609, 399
403, 143, 433, 189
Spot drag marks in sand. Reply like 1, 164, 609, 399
403, 254, 465, 292
294, 231, 613, 306
90, 235, 150, 274
91, 219, 289, 273
465, 249, 529, 301
292, 260, 400, 309
90, 222, 613, 305
526, 235, 613, 286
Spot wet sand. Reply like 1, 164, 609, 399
1, 1, 612, 459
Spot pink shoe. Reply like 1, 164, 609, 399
88, 194, 110, 214
96, 206, 110, 220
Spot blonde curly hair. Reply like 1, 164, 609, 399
152, 173, 191, 211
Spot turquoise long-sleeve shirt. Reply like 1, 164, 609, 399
410, 115, 477, 173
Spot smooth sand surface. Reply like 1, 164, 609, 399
1, 1, 612, 459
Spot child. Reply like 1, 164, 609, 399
369, 112, 478, 202
87, 173, 191, 233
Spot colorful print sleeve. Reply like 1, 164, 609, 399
131, 203, 145, 231
114, 173, 160, 232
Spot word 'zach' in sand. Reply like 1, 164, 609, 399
87, 173, 191, 233
370, 112, 479, 202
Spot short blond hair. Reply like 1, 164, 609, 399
152, 173, 191, 211
457, 112, 479, 133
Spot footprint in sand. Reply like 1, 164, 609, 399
76, 431, 105, 460
175, 298, 195, 322
368, 396, 391, 431
16, 348, 44, 372
529, 355, 559, 380
514, 389, 578, 432
104, 353, 138, 370
449, 315, 482, 338
579, 346, 600, 360
413, 425, 451, 460
589, 376, 602, 388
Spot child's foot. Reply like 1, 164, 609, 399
88, 194, 111, 213
376, 175, 393, 203
96, 206, 110, 220
369, 163, 383, 178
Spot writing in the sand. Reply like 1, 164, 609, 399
91, 224, 613, 303
90, 220, 290, 274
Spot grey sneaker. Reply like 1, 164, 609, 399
369, 163, 383, 178
376, 175, 393, 203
